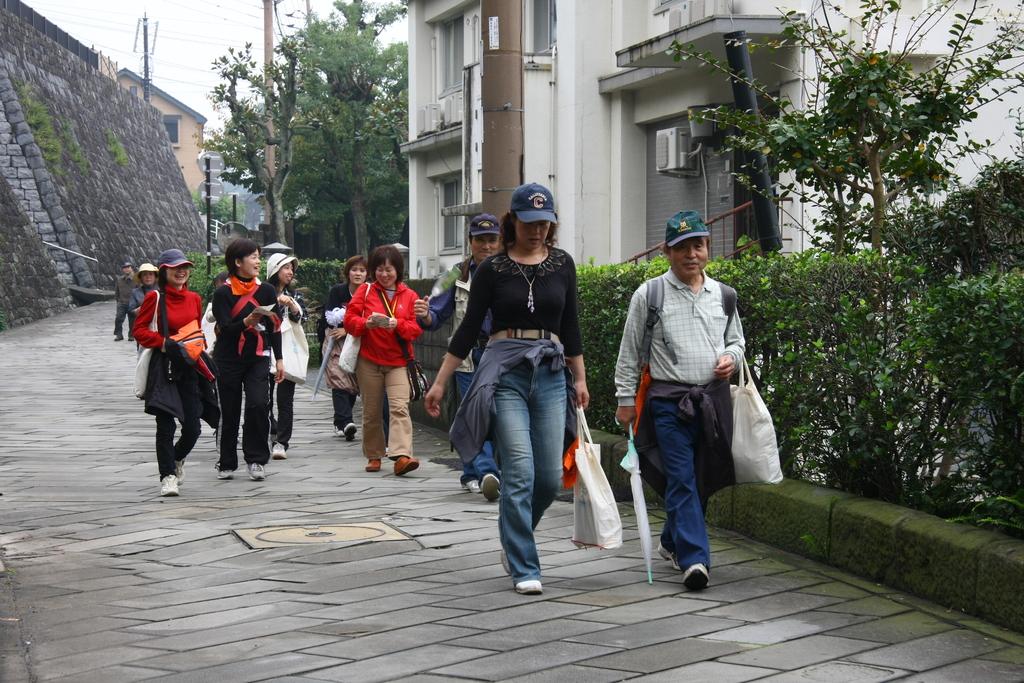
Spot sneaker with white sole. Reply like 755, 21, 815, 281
480, 473, 500, 501
160, 475, 179, 497
174, 460, 185, 485
463, 480, 481, 494
248, 463, 266, 481
682, 563, 709, 590
215, 465, 233, 480
271, 443, 287, 460
514, 580, 543, 595
657, 543, 680, 571
343, 423, 357, 441
334, 427, 344, 438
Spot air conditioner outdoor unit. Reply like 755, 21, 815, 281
655, 127, 697, 174
442, 92, 463, 126
417, 104, 442, 135
416, 256, 440, 279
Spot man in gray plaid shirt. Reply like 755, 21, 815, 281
614, 210, 745, 590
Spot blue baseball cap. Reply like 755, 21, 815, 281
468, 213, 500, 236
510, 183, 557, 223
665, 210, 710, 247
157, 249, 193, 269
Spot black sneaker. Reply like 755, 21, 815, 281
343, 423, 357, 441
682, 563, 709, 590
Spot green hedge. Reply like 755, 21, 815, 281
578, 252, 1024, 535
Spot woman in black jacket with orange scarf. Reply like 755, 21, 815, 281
212, 238, 284, 482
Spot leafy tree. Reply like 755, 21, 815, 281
191, 190, 240, 226
293, 0, 408, 256
675, 0, 1024, 252
207, 38, 302, 244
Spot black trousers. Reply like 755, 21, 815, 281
216, 355, 272, 470
269, 379, 296, 448
154, 372, 202, 479
332, 388, 357, 428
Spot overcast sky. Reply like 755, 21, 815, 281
23, 0, 407, 129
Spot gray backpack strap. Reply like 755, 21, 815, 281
720, 284, 737, 320
639, 276, 669, 367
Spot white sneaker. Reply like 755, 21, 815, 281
334, 427, 344, 438
248, 463, 266, 481
174, 460, 185, 485
160, 475, 179, 497
480, 473, 500, 501
682, 563, 709, 590
514, 580, 543, 595
272, 443, 287, 460
464, 480, 482, 494
657, 543, 680, 571
343, 423, 357, 441
216, 466, 233, 480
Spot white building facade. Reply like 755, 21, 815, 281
404, 0, 1024, 277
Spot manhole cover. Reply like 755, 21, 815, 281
233, 522, 409, 549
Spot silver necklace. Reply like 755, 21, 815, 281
512, 260, 536, 313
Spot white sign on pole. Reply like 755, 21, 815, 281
488, 16, 499, 50
197, 179, 224, 200
196, 151, 225, 174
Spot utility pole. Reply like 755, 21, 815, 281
142, 14, 151, 102
263, 0, 275, 178
480, 1, 524, 217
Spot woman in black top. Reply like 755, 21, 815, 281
426, 183, 590, 595
212, 238, 283, 482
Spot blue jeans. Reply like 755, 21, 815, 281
455, 367, 498, 485
492, 359, 566, 582
650, 397, 711, 569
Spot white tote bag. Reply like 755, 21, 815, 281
731, 359, 783, 484
338, 333, 361, 374
279, 315, 310, 385
133, 291, 160, 399
572, 407, 623, 549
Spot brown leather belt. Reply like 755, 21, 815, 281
489, 328, 560, 343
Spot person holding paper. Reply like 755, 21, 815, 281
212, 238, 284, 482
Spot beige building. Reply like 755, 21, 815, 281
117, 69, 207, 191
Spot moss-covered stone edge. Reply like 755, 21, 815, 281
590, 428, 1024, 634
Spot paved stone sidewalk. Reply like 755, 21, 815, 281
1, 303, 1024, 682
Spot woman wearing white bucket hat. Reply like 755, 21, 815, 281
266, 253, 307, 460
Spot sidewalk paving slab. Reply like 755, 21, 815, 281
1, 303, 1023, 681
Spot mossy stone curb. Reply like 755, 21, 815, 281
831, 498, 922, 582
592, 431, 1024, 633
731, 480, 852, 562
978, 541, 1024, 630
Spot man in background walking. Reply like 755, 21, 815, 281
114, 260, 134, 341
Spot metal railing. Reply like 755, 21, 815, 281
1, 0, 100, 70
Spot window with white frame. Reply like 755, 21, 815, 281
441, 178, 463, 250
163, 115, 180, 144
441, 15, 464, 93
532, 0, 556, 53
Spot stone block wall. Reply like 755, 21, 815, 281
0, 173, 70, 325
0, 8, 203, 326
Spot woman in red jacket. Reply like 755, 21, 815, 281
344, 244, 423, 475
133, 249, 204, 497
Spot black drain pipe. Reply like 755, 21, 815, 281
724, 31, 782, 252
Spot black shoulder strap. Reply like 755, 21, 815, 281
158, 289, 169, 339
